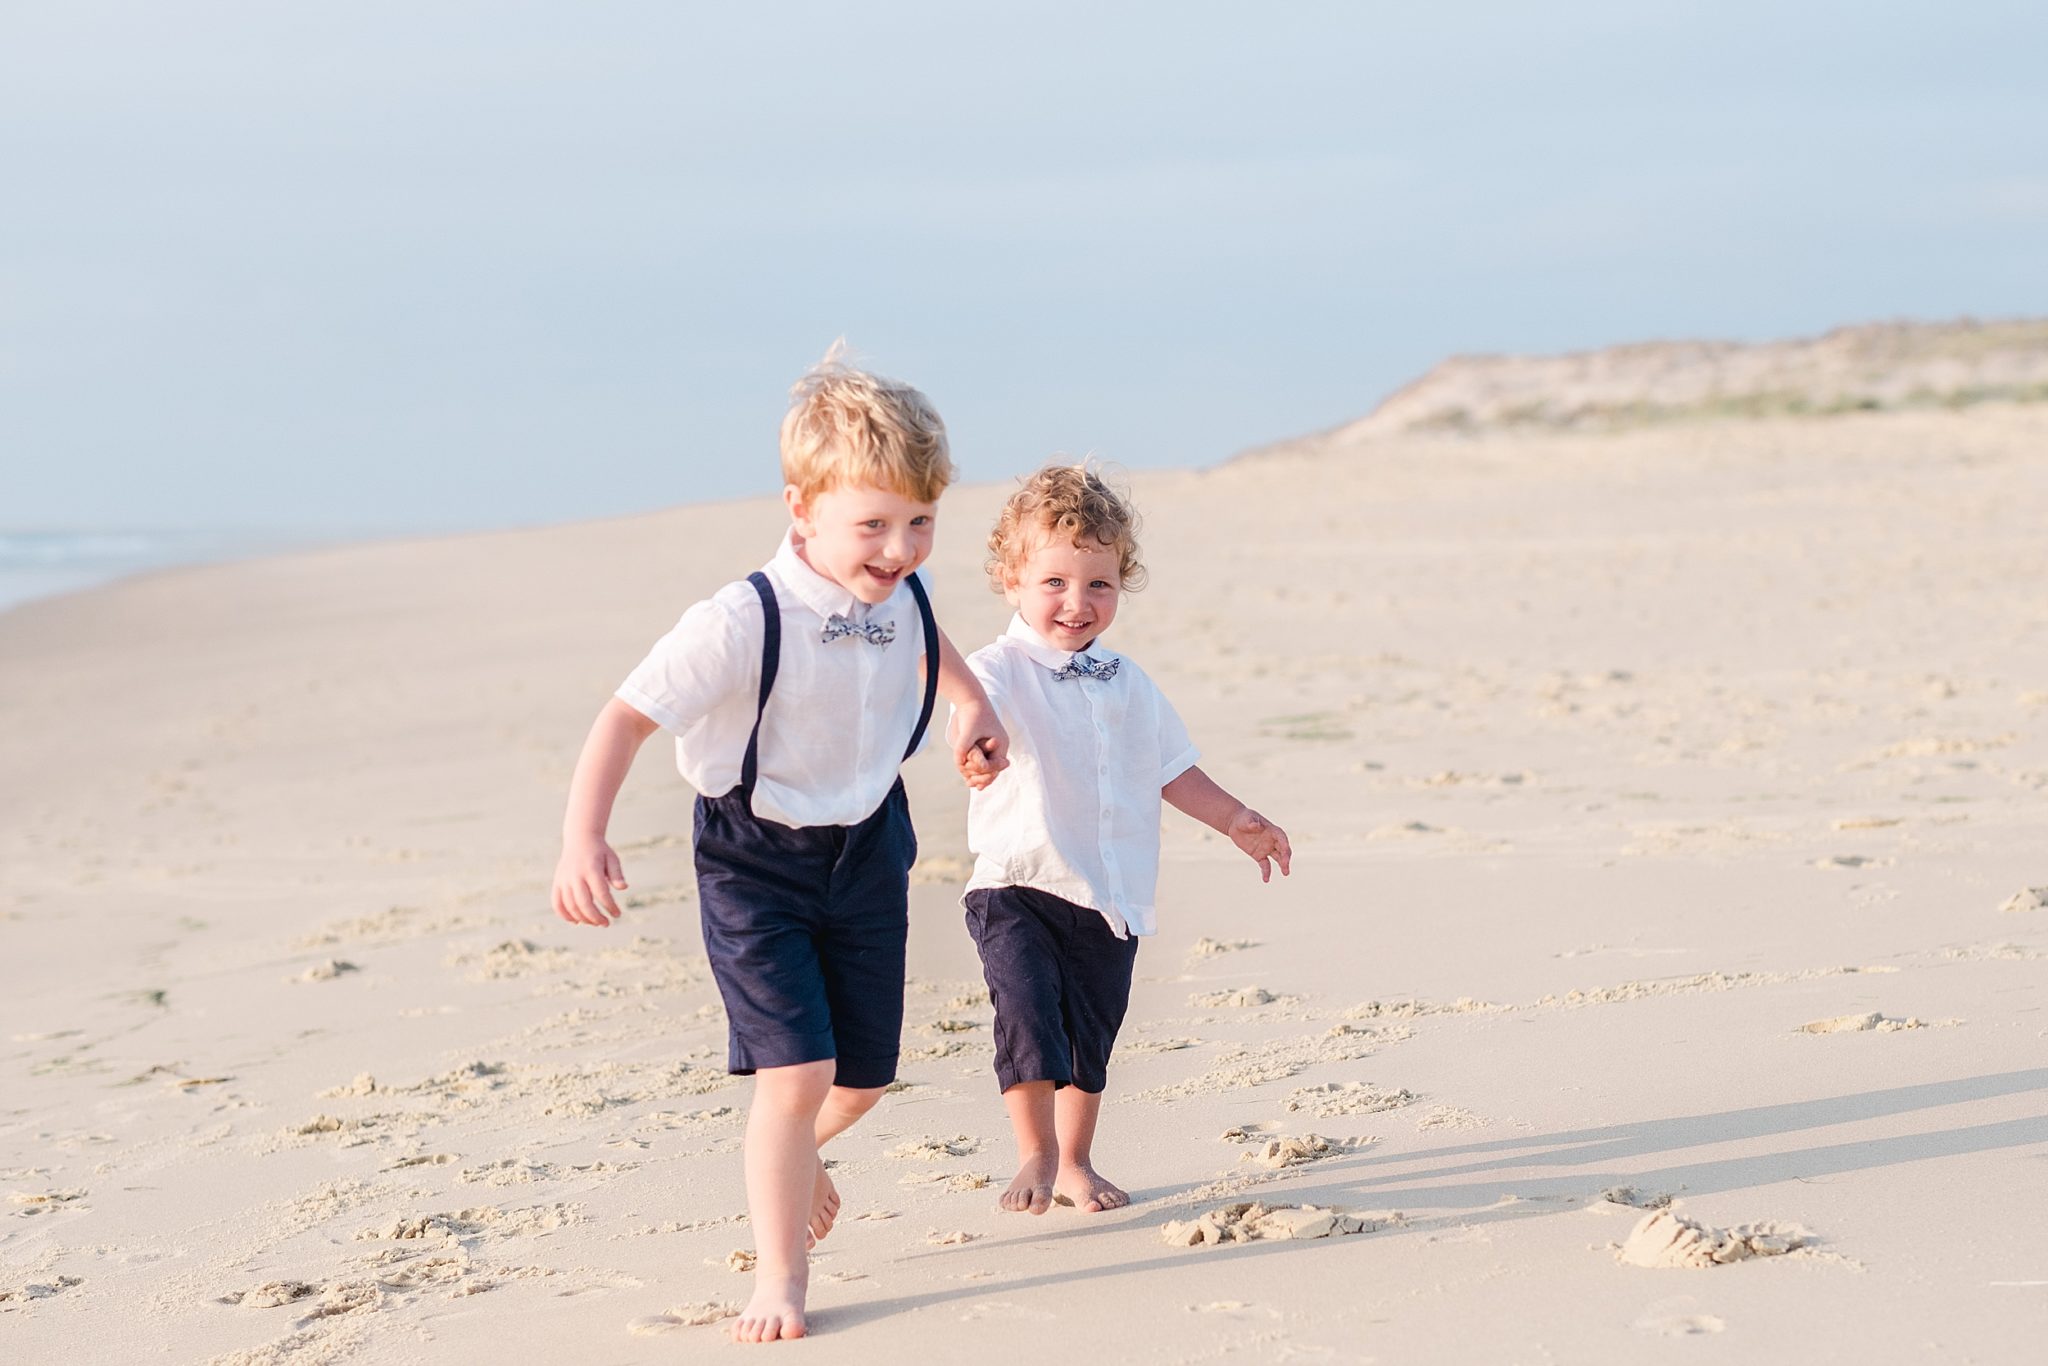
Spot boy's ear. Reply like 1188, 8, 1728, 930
783, 485, 813, 538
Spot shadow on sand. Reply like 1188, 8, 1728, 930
809, 1067, 2048, 1334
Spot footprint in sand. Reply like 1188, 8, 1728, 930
1187, 1300, 1279, 1318
8, 1189, 87, 1216
1285, 1082, 1418, 1117
1219, 1121, 1283, 1142
1999, 887, 2048, 914
628, 1302, 738, 1334
457, 939, 576, 981
1632, 1296, 1726, 1335
1162, 1202, 1399, 1247
355, 1204, 581, 1242
1122, 1035, 1201, 1054
1344, 997, 1503, 1020
1188, 937, 1260, 959
888, 1135, 982, 1161
384, 1154, 456, 1171
1797, 1012, 1929, 1034
1189, 986, 1292, 1009
1614, 1208, 1810, 1268
0, 1274, 84, 1305
1232, 1134, 1357, 1170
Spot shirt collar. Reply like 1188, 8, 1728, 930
1002, 613, 1120, 671
769, 529, 862, 623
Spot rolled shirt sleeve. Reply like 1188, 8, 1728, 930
615, 597, 749, 734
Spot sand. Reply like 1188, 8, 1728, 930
4, 401, 2047, 1362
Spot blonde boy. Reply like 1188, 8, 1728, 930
552, 350, 1007, 1343
955, 464, 1290, 1214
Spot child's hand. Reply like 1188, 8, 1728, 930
950, 700, 1010, 786
959, 740, 999, 791
1226, 807, 1293, 883
553, 837, 627, 927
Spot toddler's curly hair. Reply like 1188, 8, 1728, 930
985, 461, 1146, 593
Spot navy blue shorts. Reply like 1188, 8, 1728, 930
963, 886, 1139, 1094
693, 779, 915, 1090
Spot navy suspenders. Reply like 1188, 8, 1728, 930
739, 571, 783, 799
904, 573, 940, 762
739, 570, 940, 801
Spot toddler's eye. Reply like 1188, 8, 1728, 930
1091, 580, 1112, 590
911, 515, 931, 527
863, 519, 885, 530
1045, 578, 1064, 588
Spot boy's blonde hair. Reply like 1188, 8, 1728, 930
986, 461, 1146, 593
780, 342, 954, 502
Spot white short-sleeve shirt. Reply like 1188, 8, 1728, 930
961, 616, 1200, 938
616, 530, 931, 829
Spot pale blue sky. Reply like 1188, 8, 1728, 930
4, 1, 2044, 532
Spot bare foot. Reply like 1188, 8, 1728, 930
731, 1273, 808, 1344
1000, 1153, 1057, 1215
808, 1159, 840, 1247
1055, 1162, 1129, 1213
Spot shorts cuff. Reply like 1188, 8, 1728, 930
729, 1029, 837, 1076
994, 1061, 1074, 1093
832, 1053, 900, 1090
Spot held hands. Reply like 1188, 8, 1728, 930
1227, 806, 1293, 883
960, 740, 1000, 790
949, 701, 1010, 791
553, 836, 627, 927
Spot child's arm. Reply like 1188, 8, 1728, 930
552, 698, 662, 928
1163, 766, 1294, 882
932, 628, 1009, 789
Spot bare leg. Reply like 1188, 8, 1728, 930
733, 1060, 834, 1343
1053, 1086, 1128, 1212
999, 1080, 1058, 1215
807, 1084, 883, 1243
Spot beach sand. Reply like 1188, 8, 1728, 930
3, 404, 2046, 1362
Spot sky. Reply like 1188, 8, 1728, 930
4, 1, 2046, 534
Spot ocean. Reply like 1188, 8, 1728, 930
0, 530, 310, 617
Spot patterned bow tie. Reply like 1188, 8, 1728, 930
821, 614, 895, 646
1051, 652, 1119, 682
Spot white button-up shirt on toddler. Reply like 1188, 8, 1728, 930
615, 530, 931, 829
960, 615, 1200, 938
